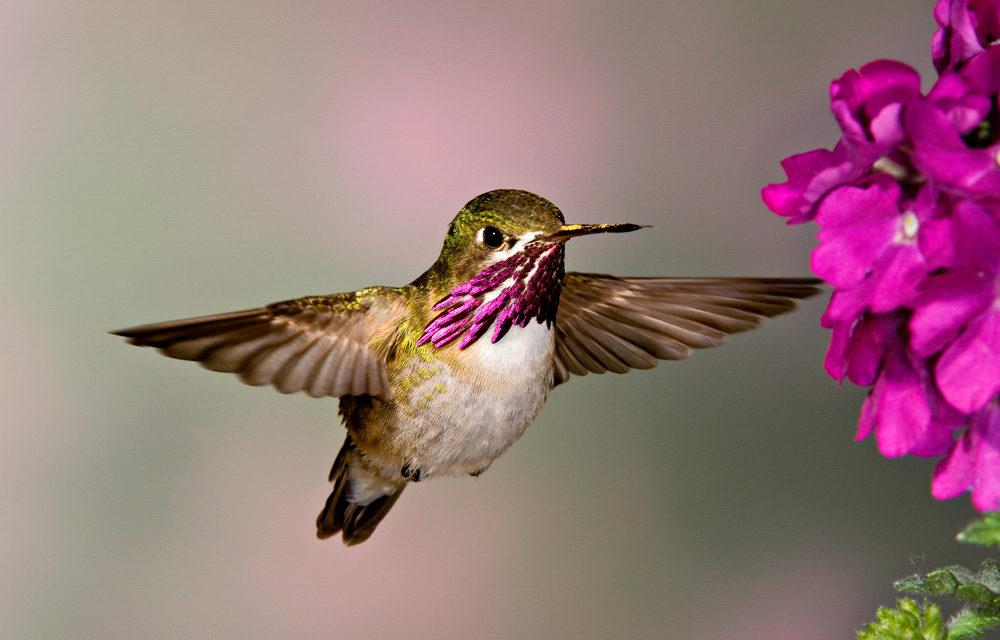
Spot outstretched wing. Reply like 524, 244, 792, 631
552, 274, 821, 386
112, 289, 402, 399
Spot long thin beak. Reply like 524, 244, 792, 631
540, 222, 649, 242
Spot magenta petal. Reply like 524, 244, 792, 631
933, 428, 975, 499
822, 279, 875, 326
868, 246, 926, 313
969, 404, 1000, 511
831, 60, 922, 125
823, 312, 900, 384
762, 144, 861, 224
812, 182, 901, 288
933, 401, 1000, 511
910, 269, 992, 356
907, 101, 1000, 197
952, 198, 1000, 271
856, 330, 949, 452
933, 0, 992, 71
824, 317, 853, 381
976, 1, 1000, 48
936, 305, 1000, 413
926, 72, 993, 134
918, 146, 1000, 197
962, 44, 1000, 94
916, 218, 955, 271
906, 100, 965, 149
812, 217, 897, 288
846, 314, 900, 386
913, 360, 967, 457
858, 389, 877, 441
829, 60, 921, 162
860, 343, 934, 457
868, 102, 907, 148
812, 179, 898, 227
931, 5, 947, 71
762, 149, 835, 217
817, 247, 926, 324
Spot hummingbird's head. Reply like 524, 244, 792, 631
419, 189, 644, 349
439, 189, 565, 269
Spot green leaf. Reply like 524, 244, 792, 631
946, 608, 1000, 639
859, 515, 1000, 640
958, 513, 1000, 550
857, 599, 945, 640
894, 561, 1000, 614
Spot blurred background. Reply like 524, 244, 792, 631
2, 1, 987, 638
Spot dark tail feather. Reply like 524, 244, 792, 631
316, 436, 405, 546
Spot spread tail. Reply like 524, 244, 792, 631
316, 436, 405, 545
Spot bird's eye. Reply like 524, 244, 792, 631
481, 226, 504, 249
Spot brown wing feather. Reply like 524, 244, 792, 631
553, 274, 821, 386
112, 290, 400, 399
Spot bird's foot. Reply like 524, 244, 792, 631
400, 462, 422, 482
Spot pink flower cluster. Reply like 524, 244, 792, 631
763, 0, 1000, 511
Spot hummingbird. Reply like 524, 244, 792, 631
113, 189, 820, 545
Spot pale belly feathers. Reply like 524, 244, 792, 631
354, 320, 555, 481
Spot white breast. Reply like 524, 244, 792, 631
465, 317, 555, 375
395, 320, 555, 477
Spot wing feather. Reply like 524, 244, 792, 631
274, 332, 329, 394
559, 321, 611, 374
113, 289, 401, 399
240, 330, 313, 387
303, 337, 341, 398
553, 274, 821, 386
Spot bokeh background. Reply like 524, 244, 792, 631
3, 1, 988, 638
